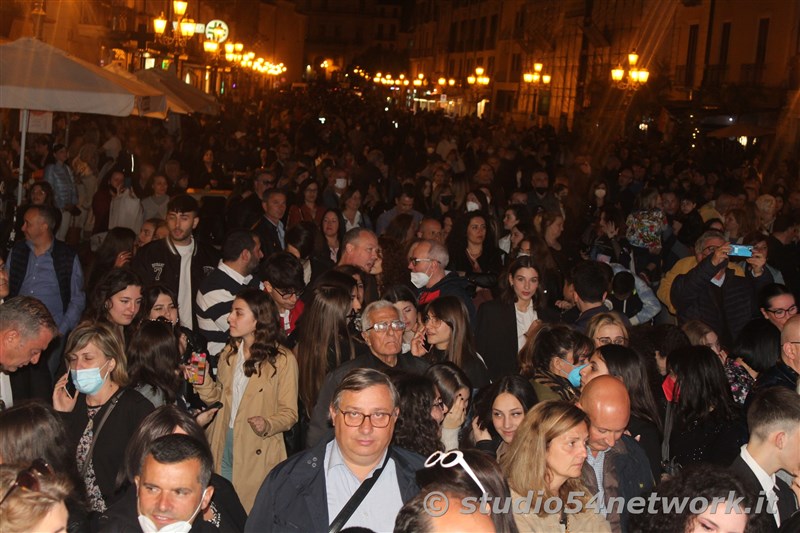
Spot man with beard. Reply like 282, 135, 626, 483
133, 195, 219, 330
196, 230, 264, 356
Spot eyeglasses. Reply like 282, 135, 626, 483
596, 336, 628, 346
766, 305, 797, 319
337, 408, 395, 428
424, 450, 487, 495
701, 245, 719, 256
409, 258, 437, 265
365, 320, 406, 333
432, 398, 445, 411
0, 459, 53, 507
274, 287, 303, 299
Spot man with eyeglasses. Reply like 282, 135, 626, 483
669, 230, 773, 347
748, 315, 800, 404
246, 368, 424, 532
261, 252, 306, 340
307, 301, 430, 448
407, 240, 476, 323
196, 230, 263, 357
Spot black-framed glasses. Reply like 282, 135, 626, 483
365, 320, 405, 333
0, 459, 53, 507
766, 305, 797, 319
274, 287, 303, 299
596, 336, 628, 346
432, 398, 445, 411
337, 409, 395, 428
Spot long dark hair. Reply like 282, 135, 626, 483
85, 267, 144, 344
733, 318, 781, 373
519, 323, 593, 378
446, 211, 497, 258
422, 296, 481, 372
596, 345, 663, 431
226, 289, 283, 377
87, 227, 137, 292
296, 282, 355, 414
668, 345, 736, 426
391, 374, 443, 457
474, 375, 538, 440
500, 256, 544, 306
425, 362, 472, 410
127, 320, 182, 404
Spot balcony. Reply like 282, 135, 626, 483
740, 63, 765, 86
703, 65, 728, 86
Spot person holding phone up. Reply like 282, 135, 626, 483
188, 289, 298, 513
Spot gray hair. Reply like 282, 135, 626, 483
426, 240, 449, 266
332, 368, 400, 410
360, 300, 398, 332
695, 230, 726, 252
0, 296, 58, 340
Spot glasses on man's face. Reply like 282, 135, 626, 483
766, 305, 797, 319
409, 258, 436, 266
424, 450, 487, 495
0, 459, 53, 507
274, 287, 303, 299
337, 408, 395, 428
701, 245, 719, 256
366, 320, 406, 333
596, 336, 628, 346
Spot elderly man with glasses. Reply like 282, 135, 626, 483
246, 368, 424, 532
669, 230, 773, 347
306, 301, 430, 448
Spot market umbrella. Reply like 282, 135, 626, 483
707, 123, 775, 138
0, 37, 168, 204
133, 67, 220, 116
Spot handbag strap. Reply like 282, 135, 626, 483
81, 388, 125, 477
328, 448, 391, 533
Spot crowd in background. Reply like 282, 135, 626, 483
0, 85, 799, 533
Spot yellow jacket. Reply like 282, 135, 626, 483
195, 343, 298, 512
657, 256, 745, 314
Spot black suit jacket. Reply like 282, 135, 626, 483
252, 216, 284, 260
474, 300, 558, 381
729, 455, 798, 532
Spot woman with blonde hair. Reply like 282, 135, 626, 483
586, 312, 629, 348
53, 322, 154, 512
191, 288, 298, 512
0, 463, 72, 533
500, 401, 610, 532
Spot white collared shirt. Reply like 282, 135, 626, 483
229, 341, 248, 429
740, 444, 780, 527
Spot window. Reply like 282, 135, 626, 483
487, 56, 495, 75
755, 18, 769, 65
718, 22, 731, 65
479, 17, 487, 50
489, 15, 498, 48
686, 23, 699, 85
510, 53, 521, 78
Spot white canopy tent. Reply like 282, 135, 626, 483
133, 67, 220, 116
0, 37, 167, 205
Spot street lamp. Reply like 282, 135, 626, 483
611, 50, 649, 90
523, 64, 551, 124
467, 67, 491, 117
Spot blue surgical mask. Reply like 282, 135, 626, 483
567, 364, 588, 388
70, 360, 110, 396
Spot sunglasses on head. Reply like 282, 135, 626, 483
0, 459, 53, 507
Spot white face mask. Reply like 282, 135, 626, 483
410, 271, 431, 289
138, 489, 207, 533
466, 201, 480, 212
594, 188, 607, 199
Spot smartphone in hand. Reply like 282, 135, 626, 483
65, 372, 77, 398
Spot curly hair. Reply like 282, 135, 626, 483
225, 289, 284, 377
391, 374, 443, 457
377, 235, 411, 291
629, 464, 751, 533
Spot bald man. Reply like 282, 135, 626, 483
747, 315, 800, 408
577, 376, 654, 533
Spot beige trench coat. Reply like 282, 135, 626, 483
195, 343, 298, 512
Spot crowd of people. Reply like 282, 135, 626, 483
0, 86, 799, 533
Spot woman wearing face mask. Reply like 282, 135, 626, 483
53, 322, 155, 512
472, 375, 538, 458
191, 289, 298, 512
518, 323, 594, 402
475, 257, 558, 381
414, 296, 489, 389
84, 267, 144, 347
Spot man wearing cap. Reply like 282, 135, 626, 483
44, 143, 79, 241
